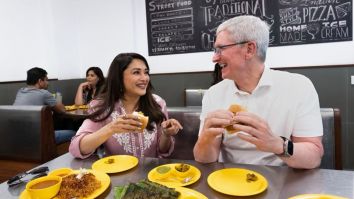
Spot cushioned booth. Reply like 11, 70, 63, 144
320, 108, 342, 170
168, 107, 342, 170
0, 105, 71, 182
184, 89, 206, 106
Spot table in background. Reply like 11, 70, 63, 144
0, 153, 353, 199
62, 108, 90, 120
53, 109, 89, 131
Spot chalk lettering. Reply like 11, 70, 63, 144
280, 31, 307, 43
280, 25, 307, 32
146, 0, 352, 55
201, 32, 215, 50
322, 20, 347, 28
201, 0, 266, 26
321, 26, 349, 39
149, 1, 156, 12
301, 0, 341, 6
279, 8, 301, 25
176, 0, 192, 7
302, 5, 336, 23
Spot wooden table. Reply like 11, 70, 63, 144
1, 153, 353, 198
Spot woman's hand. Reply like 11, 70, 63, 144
106, 114, 143, 135
80, 82, 93, 90
161, 119, 183, 136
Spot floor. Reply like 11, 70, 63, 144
0, 160, 39, 183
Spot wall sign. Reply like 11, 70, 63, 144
146, 0, 352, 56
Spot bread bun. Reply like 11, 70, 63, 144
225, 104, 246, 133
135, 112, 149, 132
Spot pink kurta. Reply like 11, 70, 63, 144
69, 94, 174, 159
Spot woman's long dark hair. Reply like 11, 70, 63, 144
211, 63, 223, 85
88, 53, 166, 131
86, 66, 105, 102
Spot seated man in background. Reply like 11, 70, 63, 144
193, 15, 324, 169
13, 67, 75, 144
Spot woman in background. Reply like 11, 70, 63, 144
75, 66, 105, 105
211, 63, 223, 85
69, 53, 182, 158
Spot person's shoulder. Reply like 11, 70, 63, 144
152, 94, 167, 107
206, 79, 233, 94
270, 69, 312, 85
16, 87, 27, 93
39, 89, 52, 94
89, 98, 103, 107
152, 94, 165, 103
37, 89, 55, 99
21, 87, 53, 96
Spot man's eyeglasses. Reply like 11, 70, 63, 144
7, 166, 49, 187
213, 41, 249, 55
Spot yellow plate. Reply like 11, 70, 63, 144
65, 105, 88, 111
289, 194, 349, 199
48, 167, 73, 177
92, 155, 139, 173
19, 169, 110, 199
175, 187, 207, 199
148, 163, 201, 187
65, 105, 77, 111
207, 168, 268, 196
78, 105, 88, 109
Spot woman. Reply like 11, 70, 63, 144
74, 66, 105, 105
211, 63, 223, 85
69, 53, 182, 159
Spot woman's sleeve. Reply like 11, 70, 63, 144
69, 117, 104, 159
155, 95, 175, 158
69, 131, 93, 159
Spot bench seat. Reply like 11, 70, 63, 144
167, 106, 342, 170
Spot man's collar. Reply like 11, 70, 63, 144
233, 67, 272, 95
257, 67, 273, 87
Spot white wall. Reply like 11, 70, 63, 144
0, 0, 46, 82
0, 0, 135, 81
75, 0, 136, 77
0, 0, 353, 82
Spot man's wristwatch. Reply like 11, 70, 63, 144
278, 136, 294, 157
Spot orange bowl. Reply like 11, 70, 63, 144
26, 175, 62, 199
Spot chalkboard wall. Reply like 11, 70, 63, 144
146, 0, 352, 56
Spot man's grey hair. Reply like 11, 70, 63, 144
217, 15, 269, 62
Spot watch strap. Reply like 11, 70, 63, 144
278, 136, 293, 157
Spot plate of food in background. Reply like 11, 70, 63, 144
92, 155, 139, 173
207, 168, 268, 196
65, 105, 89, 111
147, 163, 201, 187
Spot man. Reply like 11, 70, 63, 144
14, 67, 75, 144
193, 15, 323, 169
